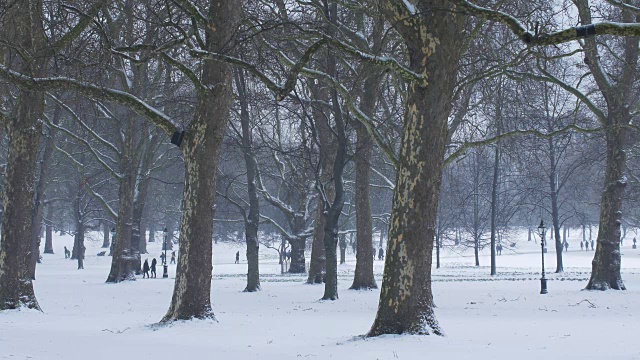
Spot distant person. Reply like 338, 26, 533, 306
591, 240, 595, 251
563, 241, 568, 252
580, 241, 584, 251
497, 244, 502, 255
170, 251, 176, 264
160, 252, 166, 264
373, 246, 376, 260
235, 251, 240, 264
142, 259, 150, 278
150, 258, 157, 278
64, 246, 70, 259
378, 247, 384, 261
634, 237, 637, 249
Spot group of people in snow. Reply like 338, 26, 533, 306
142, 251, 176, 278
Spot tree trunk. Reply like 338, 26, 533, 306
0, 0, 46, 308
102, 221, 110, 248
586, 126, 626, 290
549, 138, 563, 272
236, 68, 261, 292
44, 215, 53, 254
162, 0, 239, 322
490, 145, 499, 276
307, 198, 327, 284
148, 223, 155, 242
106, 122, 139, 283
339, 234, 346, 265
75, 222, 85, 270
0, 87, 44, 310
288, 238, 306, 273
369, 1, 462, 336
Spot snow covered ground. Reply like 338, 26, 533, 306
2, 229, 640, 360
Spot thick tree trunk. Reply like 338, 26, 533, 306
162, 0, 239, 322
351, 123, 376, 289
0, 0, 45, 308
369, 1, 462, 336
288, 238, 306, 273
586, 126, 626, 290
106, 128, 138, 283
0, 88, 44, 310
307, 199, 327, 284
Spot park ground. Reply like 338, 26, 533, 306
2, 229, 639, 360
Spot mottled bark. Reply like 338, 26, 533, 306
0, 0, 46, 311
369, 0, 462, 336
308, 197, 327, 283
586, 126, 626, 290
106, 123, 138, 283
288, 238, 306, 273
162, 0, 240, 322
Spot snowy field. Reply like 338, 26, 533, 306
2, 229, 640, 360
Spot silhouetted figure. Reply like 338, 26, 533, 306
378, 248, 384, 260
142, 259, 150, 278
64, 246, 70, 259
591, 240, 594, 251
235, 251, 240, 264
497, 244, 503, 255
160, 252, 166, 264
151, 258, 157, 278
563, 241, 568, 252
634, 237, 637, 249
580, 241, 584, 251
170, 251, 176, 264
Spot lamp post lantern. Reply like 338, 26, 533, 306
163, 227, 169, 278
538, 220, 548, 294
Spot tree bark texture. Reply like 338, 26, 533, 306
0, 0, 46, 310
162, 0, 240, 321
586, 127, 626, 290
369, 0, 462, 336
236, 69, 261, 292
102, 221, 110, 248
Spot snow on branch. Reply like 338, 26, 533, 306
0, 65, 180, 139
444, 124, 604, 167
455, 0, 640, 46
190, 39, 327, 101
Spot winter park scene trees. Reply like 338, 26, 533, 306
3, 0, 640, 358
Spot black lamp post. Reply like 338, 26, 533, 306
163, 227, 168, 278
538, 220, 548, 294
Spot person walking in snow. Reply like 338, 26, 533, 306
497, 244, 503, 255
563, 241, 569, 252
150, 258, 157, 278
378, 247, 384, 260
170, 251, 176, 264
235, 251, 240, 264
580, 241, 584, 251
590, 239, 595, 251
142, 259, 150, 278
